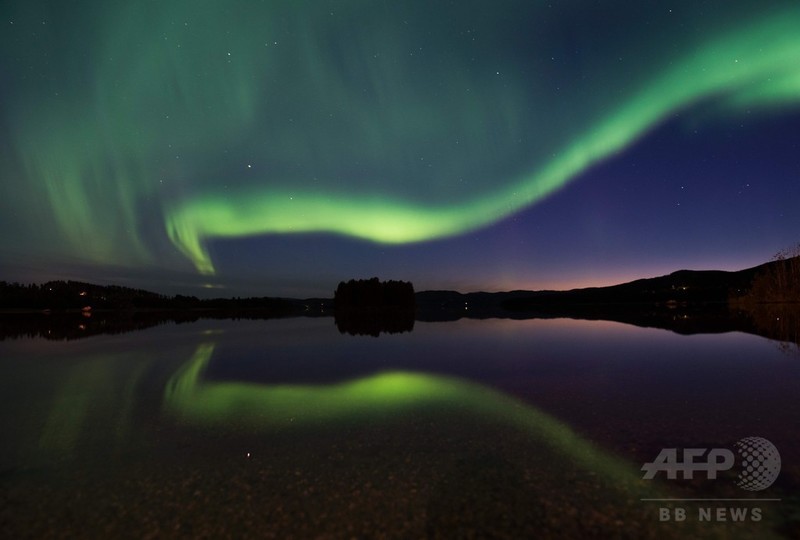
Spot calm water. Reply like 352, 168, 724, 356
1, 316, 798, 538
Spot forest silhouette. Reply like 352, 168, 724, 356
333, 278, 415, 336
2, 255, 799, 347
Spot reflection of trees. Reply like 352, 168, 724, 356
0, 310, 289, 341
0, 313, 180, 341
334, 309, 415, 337
739, 304, 800, 356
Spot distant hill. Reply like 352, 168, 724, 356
504, 257, 799, 309
0, 279, 331, 314
415, 257, 798, 321
502, 267, 757, 309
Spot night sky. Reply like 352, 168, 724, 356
1, 1, 799, 297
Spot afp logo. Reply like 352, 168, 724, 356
642, 437, 781, 491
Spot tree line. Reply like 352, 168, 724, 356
0, 280, 170, 310
743, 246, 800, 303
0, 280, 293, 312
334, 278, 415, 309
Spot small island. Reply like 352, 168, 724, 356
333, 278, 416, 336
1, 253, 797, 345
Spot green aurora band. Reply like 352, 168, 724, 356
167, 6, 800, 274
163, 342, 658, 496
3, 1, 800, 274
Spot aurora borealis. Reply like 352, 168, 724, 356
2, 1, 800, 295
163, 340, 656, 496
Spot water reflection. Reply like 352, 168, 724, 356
1, 317, 798, 537
334, 309, 415, 336
738, 303, 800, 355
0, 311, 301, 341
164, 341, 654, 495
3, 302, 800, 356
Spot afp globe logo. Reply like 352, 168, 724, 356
734, 437, 781, 491
641, 436, 781, 491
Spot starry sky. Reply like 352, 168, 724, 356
1, 0, 799, 297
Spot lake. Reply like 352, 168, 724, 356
1, 315, 798, 538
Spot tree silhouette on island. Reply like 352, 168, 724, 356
334, 278, 415, 309
333, 278, 415, 336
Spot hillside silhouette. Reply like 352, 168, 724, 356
1, 256, 797, 346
